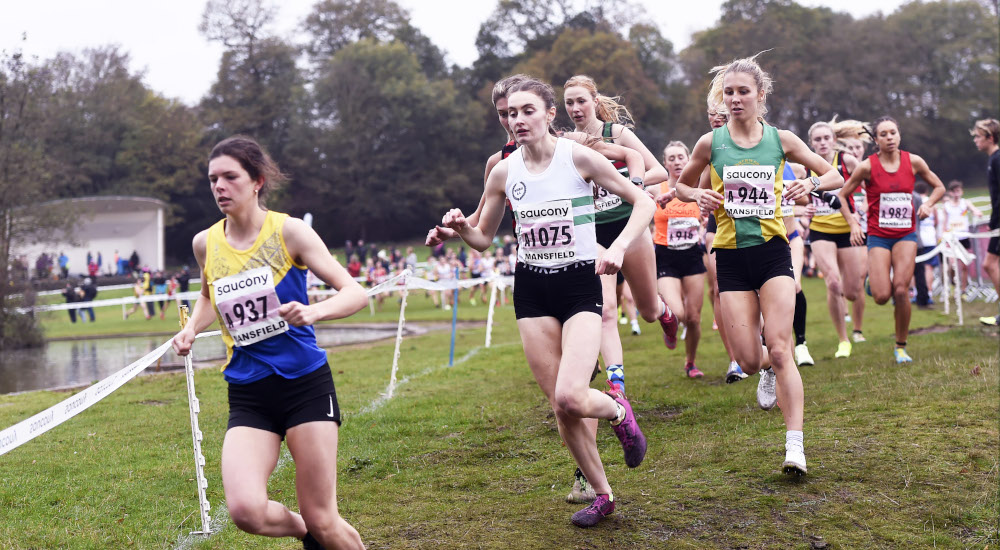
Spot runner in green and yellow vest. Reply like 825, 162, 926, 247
674, 53, 845, 478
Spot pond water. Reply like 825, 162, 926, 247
0, 325, 403, 394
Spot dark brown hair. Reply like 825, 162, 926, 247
209, 135, 287, 205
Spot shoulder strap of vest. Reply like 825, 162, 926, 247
501, 140, 517, 159
602, 121, 613, 140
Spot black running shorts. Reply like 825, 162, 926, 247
714, 237, 793, 292
514, 261, 603, 323
595, 217, 628, 249
809, 229, 859, 249
655, 243, 707, 279
227, 363, 341, 438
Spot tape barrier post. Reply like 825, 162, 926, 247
386, 270, 411, 400
449, 268, 459, 367
942, 250, 951, 316
485, 279, 498, 348
951, 255, 964, 326
178, 305, 212, 536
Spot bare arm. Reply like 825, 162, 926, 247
443, 160, 509, 252
780, 130, 843, 201
280, 217, 369, 325
615, 125, 669, 185
574, 143, 656, 274
910, 154, 945, 218
564, 131, 646, 182
172, 231, 217, 355
674, 133, 718, 214
836, 159, 872, 246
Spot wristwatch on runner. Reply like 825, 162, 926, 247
809, 175, 821, 191
630, 176, 644, 187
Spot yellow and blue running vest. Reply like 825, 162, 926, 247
204, 211, 327, 384
808, 151, 852, 234
709, 123, 789, 249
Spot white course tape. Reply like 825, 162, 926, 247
914, 229, 998, 265
0, 330, 221, 457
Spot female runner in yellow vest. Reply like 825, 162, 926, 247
674, 54, 844, 475
806, 119, 869, 358
172, 136, 369, 549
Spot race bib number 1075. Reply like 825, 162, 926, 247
212, 266, 288, 346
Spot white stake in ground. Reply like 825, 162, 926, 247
386, 270, 411, 399
485, 280, 499, 348
178, 304, 212, 536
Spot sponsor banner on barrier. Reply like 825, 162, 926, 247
0, 331, 221, 457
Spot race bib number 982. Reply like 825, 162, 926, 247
212, 266, 288, 346
722, 165, 776, 219
878, 193, 913, 229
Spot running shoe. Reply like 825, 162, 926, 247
679, 322, 687, 340
894, 347, 913, 364
981, 315, 999, 327
566, 468, 597, 504
844, 314, 852, 323
571, 493, 615, 528
794, 343, 815, 366
834, 340, 852, 359
658, 308, 678, 350
630, 319, 641, 335
607, 383, 647, 468
685, 363, 704, 378
302, 532, 324, 550
712, 318, 718, 331
590, 362, 601, 382
865, 276, 872, 297
852, 330, 866, 343
756, 368, 777, 410
782, 446, 808, 476
618, 307, 627, 325
726, 361, 747, 384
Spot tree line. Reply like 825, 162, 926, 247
2, 0, 997, 267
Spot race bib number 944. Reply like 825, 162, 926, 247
722, 165, 776, 219
212, 266, 288, 346
517, 199, 577, 267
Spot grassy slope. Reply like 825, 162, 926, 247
1, 277, 997, 549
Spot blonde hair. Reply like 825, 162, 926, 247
491, 74, 529, 107
663, 140, 691, 158
707, 51, 774, 120
808, 116, 872, 152
563, 75, 634, 128
972, 118, 1000, 144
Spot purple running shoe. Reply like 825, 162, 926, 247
606, 383, 647, 468
571, 493, 615, 527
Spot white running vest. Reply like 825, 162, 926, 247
506, 138, 598, 269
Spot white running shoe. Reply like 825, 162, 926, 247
844, 314, 852, 323
726, 361, 748, 384
757, 369, 777, 410
782, 445, 807, 476
852, 331, 866, 343
794, 343, 815, 366
679, 322, 687, 340
630, 319, 641, 335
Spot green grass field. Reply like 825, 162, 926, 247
1, 276, 997, 549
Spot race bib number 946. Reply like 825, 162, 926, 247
878, 193, 913, 229
722, 165, 776, 219
212, 266, 288, 346
517, 199, 577, 267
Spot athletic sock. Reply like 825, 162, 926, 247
793, 290, 807, 346
896, 341, 907, 348
606, 364, 624, 385
786, 430, 804, 450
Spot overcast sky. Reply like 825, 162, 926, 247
2, 0, 906, 105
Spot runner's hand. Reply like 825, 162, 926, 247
783, 179, 811, 202
697, 189, 723, 216
425, 226, 457, 246
279, 301, 317, 327
917, 203, 933, 220
596, 243, 625, 275
849, 224, 866, 247
656, 189, 676, 208
172, 328, 196, 356
442, 209, 470, 233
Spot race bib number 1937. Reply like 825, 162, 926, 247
722, 166, 776, 219
212, 266, 288, 346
